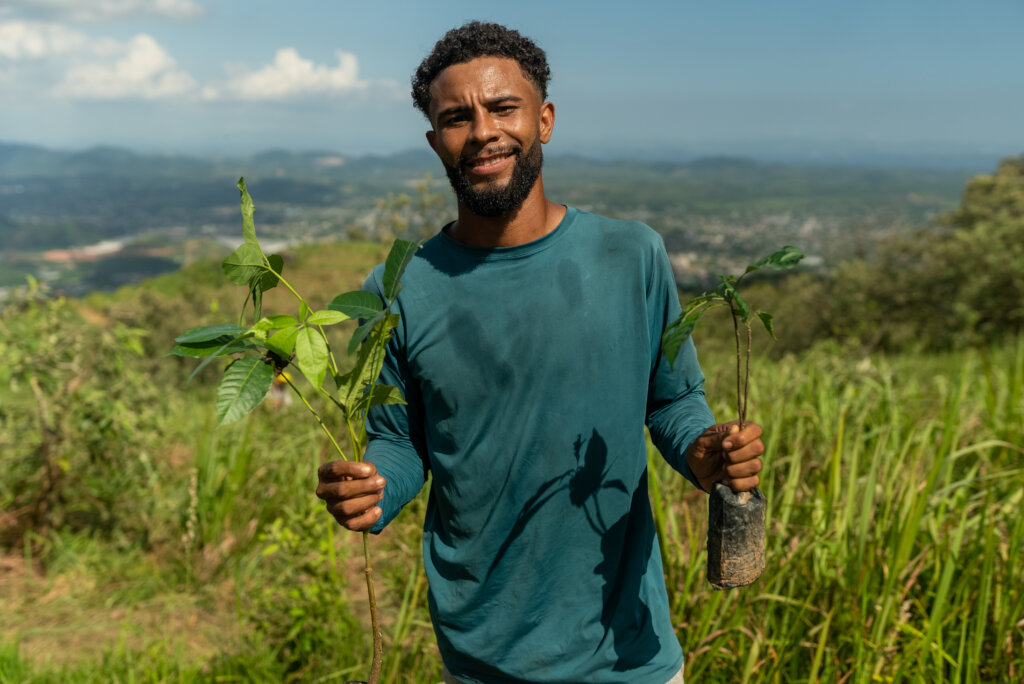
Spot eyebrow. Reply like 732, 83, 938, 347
436, 95, 524, 119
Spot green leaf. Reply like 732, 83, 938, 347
662, 304, 713, 367
216, 356, 273, 425
187, 332, 254, 381
237, 177, 258, 247
257, 254, 283, 291
308, 309, 350, 326
328, 291, 384, 319
339, 314, 399, 414
731, 290, 751, 322
717, 278, 751, 321
746, 245, 805, 273
682, 291, 721, 313
171, 340, 253, 358
175, 323, 247, 344
252, 315, 298, 332
265, 326, 299, 359
757, 311, 776, 339
347, 310, 387, 355
251, 283, 263, 321
662, 319, 696, 367
381, 239, 419, 302
223, 243, 266, 285
299, 301, 310, 321
369, 384, 406, 407
295, 327, 328, 388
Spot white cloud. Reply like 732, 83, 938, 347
0, 20, 88, 59
205, 48, 369, 101
2, 0, 203, 22
53, 33, 196, 99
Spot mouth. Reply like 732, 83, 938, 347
462, 148, 518, 176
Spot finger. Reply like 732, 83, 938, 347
318, 460, 377, 483
327, 490, 385, 518
722, 422, 762, 450
693, 424, 731, 451
723, 439, 765, 465
316, 475, 386, 501
725, 458, 762, 481
336, 505, 383, 532
727, 474, 760, 492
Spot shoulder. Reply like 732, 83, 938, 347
565, 207, 669, 273
568, 207, 665, 250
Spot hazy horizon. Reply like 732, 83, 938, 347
1, 135, 1014, 173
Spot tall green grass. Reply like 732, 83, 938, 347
650, 337, 1024, 683
4, 339, 1021, 682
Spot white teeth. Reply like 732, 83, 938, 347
473, 154, 508, 167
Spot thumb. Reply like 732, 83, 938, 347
722, 423, 740, 450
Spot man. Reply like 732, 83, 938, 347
316, 22, 764, 684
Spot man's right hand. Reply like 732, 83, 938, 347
316, 460, 386, 531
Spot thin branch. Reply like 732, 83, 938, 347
743, 322, 752, 427
283, 375, 348, 461
732, 310, 743, 429
364, 530, 383, 682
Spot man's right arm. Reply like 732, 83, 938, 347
315, 270, 429, 533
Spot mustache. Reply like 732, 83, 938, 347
460, 145, 522, 166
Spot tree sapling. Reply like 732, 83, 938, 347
662, 245, 804, 589
172, 179, 418, 683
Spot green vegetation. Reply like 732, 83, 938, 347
756, 154, 1024, 354
1, 157, 1022, 682
172, 179, 419, 683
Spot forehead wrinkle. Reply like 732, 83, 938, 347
434, 94, 525, 121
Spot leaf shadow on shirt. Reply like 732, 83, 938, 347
484, 429, 661, 671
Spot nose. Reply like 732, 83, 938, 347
468, 108, 499, 144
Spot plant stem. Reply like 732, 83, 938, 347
269, 269, 307, 313
732, 311, 743, 429
743, 322, 752, 427
364, 530, 383, 684
283, 375, 348, 461
289, 370, 381, 681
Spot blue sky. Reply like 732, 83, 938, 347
1, 0, 1022, 162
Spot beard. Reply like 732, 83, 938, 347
442, 139, 543, 218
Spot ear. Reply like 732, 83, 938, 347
426, 129, 438, 154
539, 101, 555, 144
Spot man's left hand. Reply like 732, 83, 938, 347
685, 421, 764, 493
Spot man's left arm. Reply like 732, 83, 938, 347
643, 236, 764, 492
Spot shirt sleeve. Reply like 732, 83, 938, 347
361, 270, 430, 533
643, 236, 717, 489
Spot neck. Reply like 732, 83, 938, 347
447, 175, 566, 248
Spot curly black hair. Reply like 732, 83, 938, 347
411, 21, 550, 118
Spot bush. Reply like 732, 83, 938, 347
0, 282, 162, 548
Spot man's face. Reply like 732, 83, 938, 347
426, 56, 554, 218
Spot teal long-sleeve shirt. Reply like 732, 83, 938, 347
363, 207, 715, 684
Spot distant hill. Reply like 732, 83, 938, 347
0, 140, 992, 295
